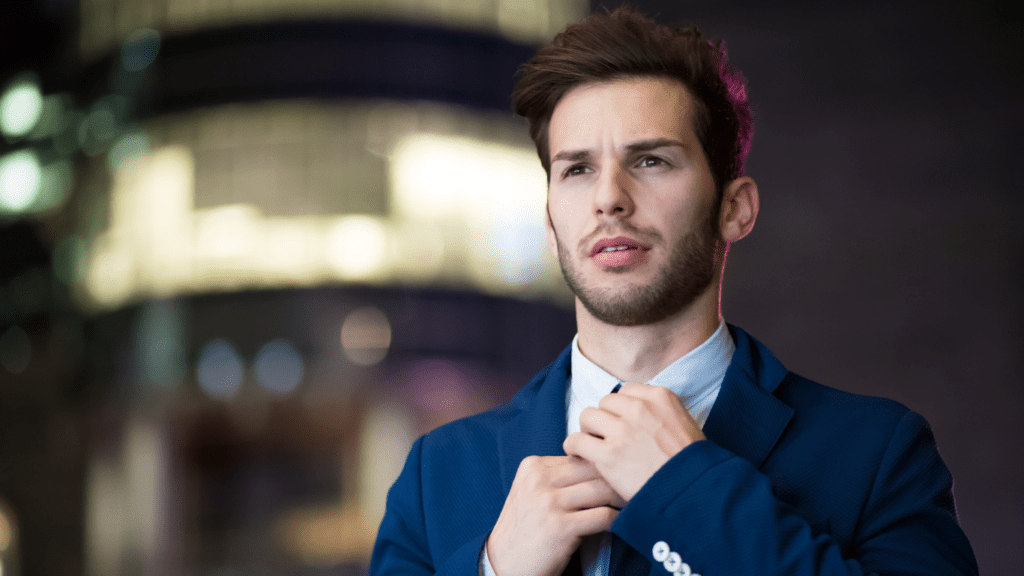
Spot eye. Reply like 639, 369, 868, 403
637, 156, 667, 168
561, 164, 591, 179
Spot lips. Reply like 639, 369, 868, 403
589, 236, 649, 256
588, 235, 651, 268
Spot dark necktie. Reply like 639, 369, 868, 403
561, 548, 582, 576
608, 533, 651, 575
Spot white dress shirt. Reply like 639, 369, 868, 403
482, 321, 735, 576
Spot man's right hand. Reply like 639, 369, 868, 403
486, 455, 623, 576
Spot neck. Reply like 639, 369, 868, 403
575, 285, 722, 383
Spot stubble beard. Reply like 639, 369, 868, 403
554, 207, 723, 327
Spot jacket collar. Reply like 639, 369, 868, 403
496, 325, 793, 493
703, 325, 794, 469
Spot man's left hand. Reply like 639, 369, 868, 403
563, 383, 706, 503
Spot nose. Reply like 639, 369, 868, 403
593, 163, 634, 219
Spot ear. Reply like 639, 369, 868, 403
545, 204, 560, 260
719, 176, 759, 243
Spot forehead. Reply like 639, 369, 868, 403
548, 76, 696, 156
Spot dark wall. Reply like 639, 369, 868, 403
590, 1, 1022, 572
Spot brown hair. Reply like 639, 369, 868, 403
511, 6, 753, 194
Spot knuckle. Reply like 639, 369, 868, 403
516, 456, 545, 487
519, 455, 540, 472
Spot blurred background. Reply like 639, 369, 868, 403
0, 0, 1020, 574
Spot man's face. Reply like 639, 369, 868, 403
545, 76, 722, 327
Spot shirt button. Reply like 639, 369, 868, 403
664, 551, 682, 572
652, 541, 670, 562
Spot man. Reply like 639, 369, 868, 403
371, 7, 977, 576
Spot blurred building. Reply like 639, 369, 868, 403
0, 0, 587, 574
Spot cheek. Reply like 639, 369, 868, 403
548, 197, 587, 234
656, 176, 716, 227
689, 199, 717, 223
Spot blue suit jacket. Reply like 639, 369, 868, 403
370, 326, 977, 575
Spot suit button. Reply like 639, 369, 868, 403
664, 551, 682, 572
673, 562, 691, 576
652, 541, 670, 562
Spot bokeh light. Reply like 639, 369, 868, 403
193, 204, 260, 260
79, 96, 126, 156
196, 339, 244, 399
0, 74, 43, 138
390, 134, 547, 222
0, 325, 31, 375
254, 339, 304, 395
108, 131, 150, 174
31, 159, 73, 213
121, 28, 161, 72
29, 93, 69, 140
0, 150, 42, 213
340, 306, 391, 366
85, 235, 135, 307
68, 102, 569, 312
326, 216, 389, 279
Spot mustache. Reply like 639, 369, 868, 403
576, 221, 663, 254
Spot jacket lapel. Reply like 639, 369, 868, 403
704, 325, 794, 468
497, 345, 573, 493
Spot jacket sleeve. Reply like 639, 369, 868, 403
369, 435, 491, 576
610, 411, 978, 576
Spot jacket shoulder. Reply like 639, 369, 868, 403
776, 371, 913, 427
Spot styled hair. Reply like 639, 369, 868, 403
511, 6, 753, 194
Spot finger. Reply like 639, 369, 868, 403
547, 455, 603, 488
558, 477, 623, 511
563, 431, 605, 463
602, 384, 689, 422
578, 406, 620, 438
565, 504, 619, 537
615, 383, 680, 405
597, 389, 644, 419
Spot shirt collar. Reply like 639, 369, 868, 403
570, 320, 735, 410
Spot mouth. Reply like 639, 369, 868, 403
589, 236, 649, 257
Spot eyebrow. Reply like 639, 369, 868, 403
550, 138, 686, 163
626, 138, 686, 154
